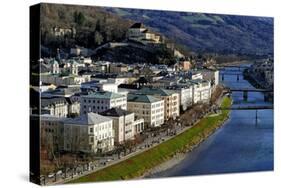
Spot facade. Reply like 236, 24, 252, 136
101, 108, 144, 144
52, 26, 76, 37
190, 79, 211, 104
127, 94, 164, 127
66, 96, 80, 116
80, 91, 127, 114
198, 69, 219, 88
40, 115, 66, 154
40, 74, 86, 86
136, 88, 180, 120
50, 59, 60, 74
81, 81, 118, 93
63, 113, 114, 153
166, 84, 193, 111
41, 97, 68, 117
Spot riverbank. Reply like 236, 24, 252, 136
67, 96, 232, 184
142, 103, 231, 178
243, 69, 273, 102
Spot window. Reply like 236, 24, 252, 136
90, 128, 93, 133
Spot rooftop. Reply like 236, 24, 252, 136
82, 91, 124, 99
64, 113, 112, 125
127, 93, 162, 103
130, 22, 145, 29
137, 87, 175, 96
101, 108, 132, 117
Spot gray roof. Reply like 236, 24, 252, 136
127, 93, 162, 103
40, 114, 67, 122
64, 113, 112, 125
82, 91, 124, 99
101, 108, 132, 117
137, 87, 175, 96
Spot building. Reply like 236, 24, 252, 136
66, 96, 80, 117
40, 115, 66, 155
189, 72, 203, 80
193, 69, 219, 88
127, 94, 164, 127
127, 23, 161, 44
190, 79, 211, 104
52, 26, 76, 37
166, 84, 193, 111
109, 63, 128, 74
81, 81, 118, 93
101, 108, 144, 144
50, 59, 60, 74
63, 113, 114, 153
41, 97, 68, 117
136, 87, 180, 120
40, 74, 86, 86
80, 91, 127, 114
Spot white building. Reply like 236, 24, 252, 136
41, 97, 68, 117
101, 108, 144, 144
127, 94, 164, 127
81, 81, 118, 93
40, 74, 86, 86
193, 69, 219, 88
166, 84, 193, 111
190, 79, 211, 104
80, 91, 127, 114
50, 59, 60, 74
63, 113, 114, 153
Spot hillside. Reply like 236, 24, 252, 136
39, 3, 181, 64
92, 42, 177, 65
106, 8, 273, 56
40, 3, 133, 56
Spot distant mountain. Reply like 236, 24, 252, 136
105, 8, 273, 56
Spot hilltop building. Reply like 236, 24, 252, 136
127, 23, 161, 44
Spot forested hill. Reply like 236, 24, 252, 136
106, 8, 273, 56
40, 3, 133, 54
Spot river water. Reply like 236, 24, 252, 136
149, 66, 273, 178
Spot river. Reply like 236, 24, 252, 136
149, 66, 274, 178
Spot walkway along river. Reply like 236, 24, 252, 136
149, 65, 273, 178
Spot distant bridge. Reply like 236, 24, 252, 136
219, 105, 273, 110
219, 105, 273, 126
224, 87, 273, 101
